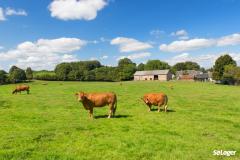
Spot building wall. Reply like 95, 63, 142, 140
158, 75, 167, 81
134, 75, 154, 81
134, 74, 172, 81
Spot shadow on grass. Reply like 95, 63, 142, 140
151, 108, 176, 112
94, 114, 132, 119
12, 93, 31, 95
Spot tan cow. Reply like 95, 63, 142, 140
75, 92, 117, 118
12, 85, 30, 94
141, 93, 168, 112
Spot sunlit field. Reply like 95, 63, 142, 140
0, 81, 239, 160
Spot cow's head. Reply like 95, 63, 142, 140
75, 92, 86, 102
141, 97, 149, 104
12, 89, 16, 94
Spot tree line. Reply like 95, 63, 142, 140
0, 55, 240, 85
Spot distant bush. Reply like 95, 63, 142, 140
213, 54, 236, 81
55, 60, 101, 81
33, 71, 57, 81
0, 70, 8, 84
223, 64, 240, 85
8, 66, 26, 83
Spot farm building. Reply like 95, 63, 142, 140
176, 70, 212, 81
176, 70, 203, 80
134, 70, 172, 81
194, 73, 209, 81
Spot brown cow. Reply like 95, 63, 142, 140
75, 92, 117, 118
141, 93, 168, 112
12, 85, 30, 94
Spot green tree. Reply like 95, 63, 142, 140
172, 62, 186, 72
172, 61, 200, 73
9, 67, 26, 83
213, 54, 236, 80
54, 63, 72, 81
33, 71, 57, 81
9, 66, 18, 74
118, 58, 134, 67
137, 63, 145, 71
117, 58, 136, 81
26, 67, 33, 80
184, 61, 200, 70
0, 70, 7, 84
55, 60, 101, 81
83, 70, 96, 81
95, 67, 109, 81
223, 64, 240, 85
144, 60, 170, 70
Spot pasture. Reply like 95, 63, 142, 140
0, 81, 239, 160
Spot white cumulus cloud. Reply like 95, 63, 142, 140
100, 55, 108, 60
49, 0, 108, 21
111, 37, 153, 53
171, 29, 188, 36
0, 7, 6, 21
217, 33, 240, 46
167, 52, 240, 67
0, 7, 27, 21
167, 53, 218, 67
160, 38, 215, 53
0, 38, 87, 70
5, 8, 27, 16
160, 33, 240, 53
171, 29, 189, 40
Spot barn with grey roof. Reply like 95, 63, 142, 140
134, 70, 172, 81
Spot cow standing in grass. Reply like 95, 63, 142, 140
75, 92, 117, 119
12, 85, 30, 94
141, 93, 168, 112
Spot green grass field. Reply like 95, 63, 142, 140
0, 81, 239, 160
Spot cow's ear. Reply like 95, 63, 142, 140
75, 93, 79, 96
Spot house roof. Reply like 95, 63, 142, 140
195, 73, 209, 79
176, 70, 203, 77
134, 70, 170, 76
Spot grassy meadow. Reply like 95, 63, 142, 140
0, 81, 239, 160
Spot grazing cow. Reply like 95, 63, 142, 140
141, 93, 168, 112
12, 85, 30, 94
75, 92, 117, 118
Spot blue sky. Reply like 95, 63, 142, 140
1, 0, 240, 70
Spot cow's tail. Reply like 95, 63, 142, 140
164, 95, 168, 106
113, 95, 117, 116
164, 95, 168, 112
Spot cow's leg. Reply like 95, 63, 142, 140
89, 108, 93, 119
108, 107, 113, 118
27, 90, 29, 94
158, 104, 162, 112
108, 110, 112, 118
164, 105, 168, 112
108, 104, 114, 118
147, 104, 152, 112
